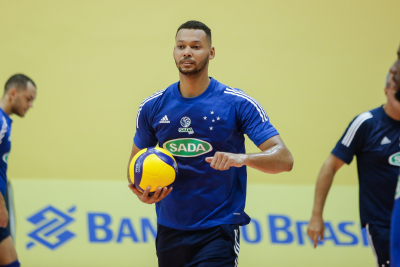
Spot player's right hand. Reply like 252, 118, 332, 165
0, 202, 9, 228
128, 183, 172, 204
307, 215, 324, 248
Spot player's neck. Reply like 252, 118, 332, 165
0, 97, 12, 115
383, 103, 400, 121
178, 70, 210, 98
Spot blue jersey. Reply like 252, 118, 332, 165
134, 77, 279, 230
332, 106, 400, 227
0, 108, 12, 197
391, 176, 400, 266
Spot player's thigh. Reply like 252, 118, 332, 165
156, 224, 240, 267
190, 224, 240, 267
156, 224, 187, 267
0, 234, 18, 265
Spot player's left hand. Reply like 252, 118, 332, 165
205, 152, 247, 171
128, 183, 172, 204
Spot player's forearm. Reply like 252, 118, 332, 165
311, 163, 336, 216
244, 144, 293, 174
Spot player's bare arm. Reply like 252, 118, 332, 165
127, 142, 172, 204
0, 194, 8, 228
205, 135, 293, 173
307, 154, 344, 248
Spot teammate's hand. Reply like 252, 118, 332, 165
205, 152, 247, 171
0, 201, 9, 228
128, 183, 172, 204
307, 215, 325, 248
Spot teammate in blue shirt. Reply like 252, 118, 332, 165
307, 67, 400, 266
0, 74, 36, 267
127, 20, 293, 267
390, 44, 400, 267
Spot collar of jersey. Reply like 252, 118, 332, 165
380, 105, 400, 124
0, 108, 12, 123
173, 77, 216, 104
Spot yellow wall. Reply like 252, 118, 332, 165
0, 0, 399, 186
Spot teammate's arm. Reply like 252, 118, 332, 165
127, 142, 172, 205
307, 154, 344, 248
205, 135, 293, 173
0, 193, 8, 228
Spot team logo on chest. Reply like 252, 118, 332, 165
2, 153, 8, 164
389, 152, 400, 166
178, 116, 194, 135
163, 138, 212, 157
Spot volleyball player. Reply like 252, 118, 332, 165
127, 21, 293, 266
307, 64, 400, 266
390, 44, 400, 267
0, 74, 36, 267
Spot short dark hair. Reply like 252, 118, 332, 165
176, 20, 212, 45
4, 74, 36, 93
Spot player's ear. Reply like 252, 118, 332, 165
8, 88, 18, 102
209, 46, 215, 60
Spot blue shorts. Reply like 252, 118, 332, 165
0, 182, 13, 243
156, 224, 240, 267
0, 226, 10, 243
366, 224, 390, 267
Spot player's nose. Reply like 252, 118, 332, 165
183, 47, 192, 57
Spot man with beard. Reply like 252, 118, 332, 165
307, 66, 400, 266
127, 20, 293, 267
0, 74, 36, 267
390, 45, 400, 267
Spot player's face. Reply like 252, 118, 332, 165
385, 73, 400, 111
11, 82, 37, 117
391, 45, 400, 100
174, 29, 215, 76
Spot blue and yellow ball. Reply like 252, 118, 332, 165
129, 147, 177, 193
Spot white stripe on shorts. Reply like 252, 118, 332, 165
366, 224, 379, 267
234, 229, 240, 267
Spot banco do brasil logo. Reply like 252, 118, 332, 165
26, 205, 76, 250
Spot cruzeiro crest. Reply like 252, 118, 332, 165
180, 117, 191, 127
26, 205, 76, 250
179, 116, 194, 135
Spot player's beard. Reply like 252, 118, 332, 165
11, 95, 25, 117
175, 54, 209, 76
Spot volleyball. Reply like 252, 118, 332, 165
129, 147, 177, 193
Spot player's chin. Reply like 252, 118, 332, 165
16, 110, 27, 117
179, 66, 197, 74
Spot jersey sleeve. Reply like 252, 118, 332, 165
331, 112, 373, 164
133, 100, 158, 149
236, 93, 279, 147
